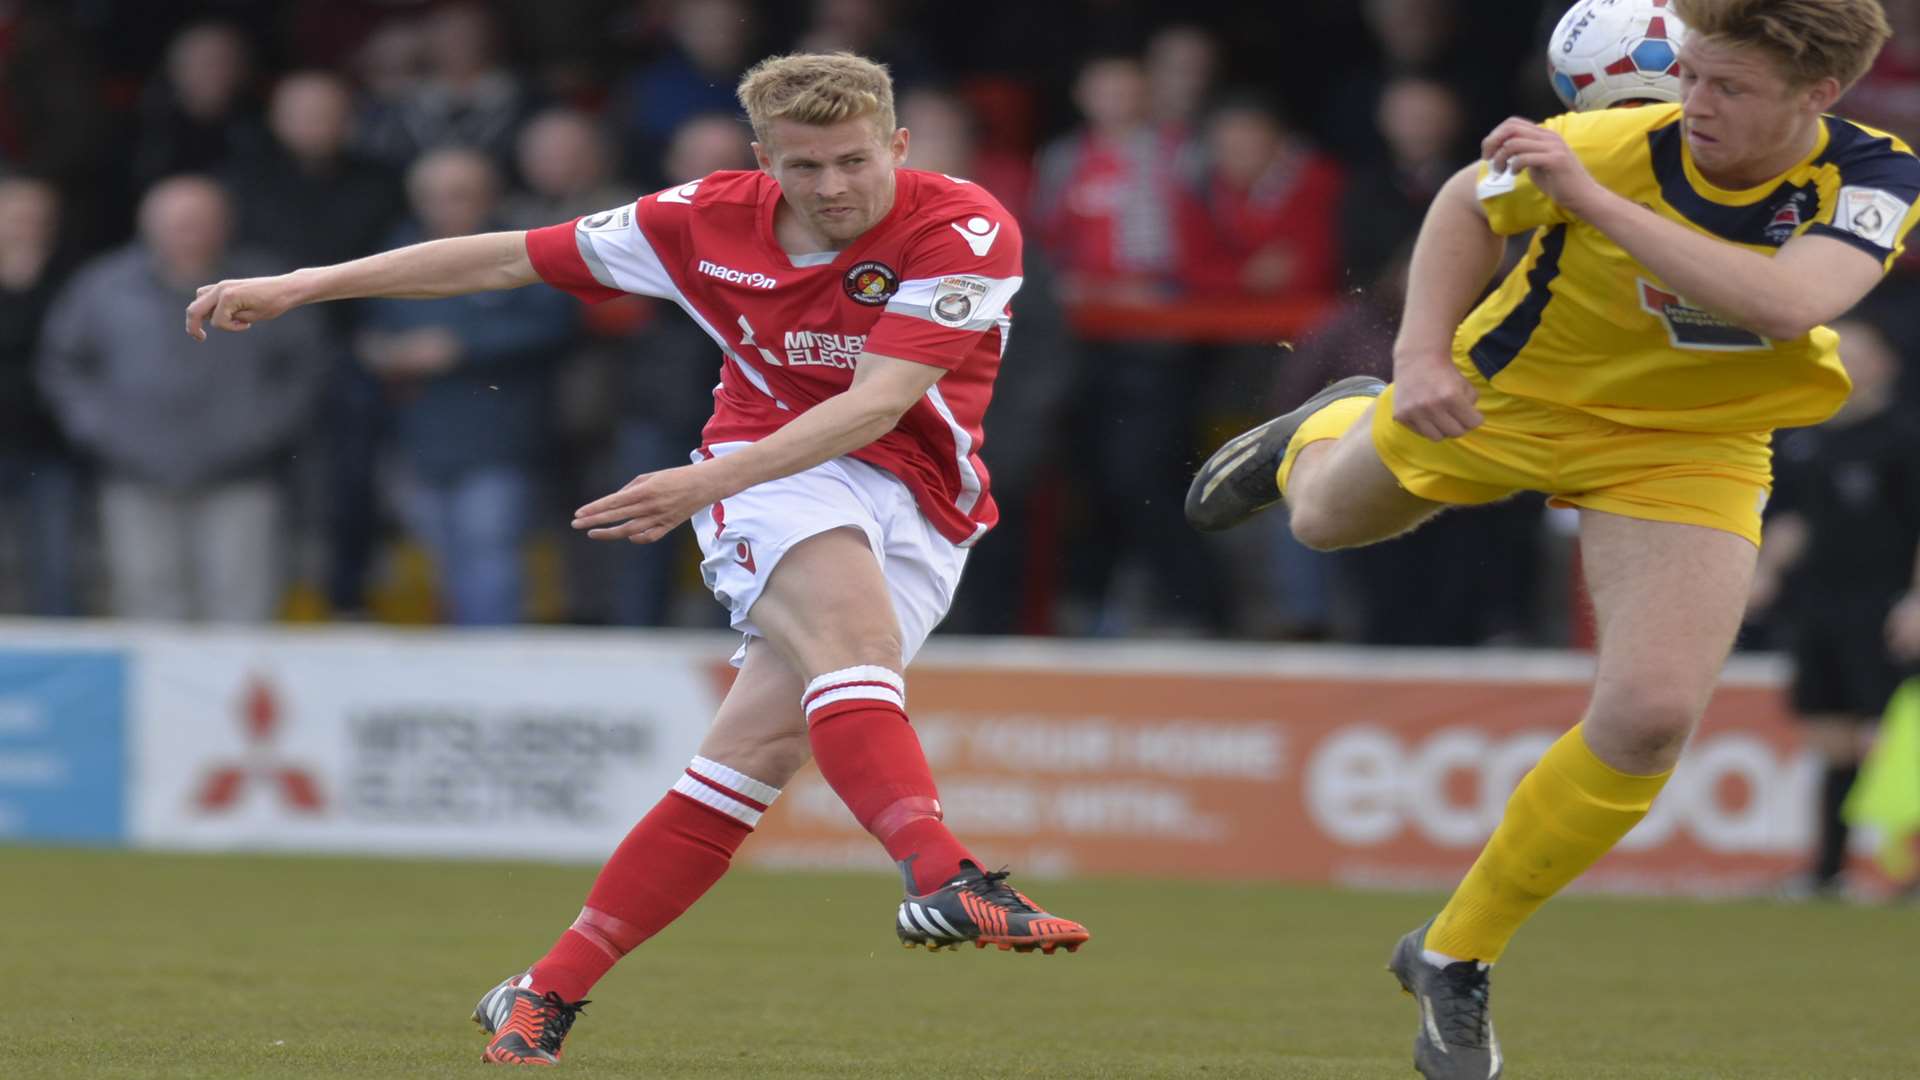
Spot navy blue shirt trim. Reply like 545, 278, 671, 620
1816, 115, 1920, 201
1805, 222, 1900, 261
1469, 225, 1567, 382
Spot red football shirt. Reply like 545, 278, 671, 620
525, 168, 1021, 546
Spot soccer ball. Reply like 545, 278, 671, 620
1546, 0, 1689, 111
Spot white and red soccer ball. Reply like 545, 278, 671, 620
1547, 0, 1690, 111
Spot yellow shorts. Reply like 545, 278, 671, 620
1369, 377, 1773, 546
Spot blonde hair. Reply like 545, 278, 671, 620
735, 52, 896, 146
1671, 0, 1892, 90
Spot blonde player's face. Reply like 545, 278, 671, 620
757, 117, 908, 246
1675, 37, 1830, 186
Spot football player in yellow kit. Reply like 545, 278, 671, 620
1186, 1, 1913, 1077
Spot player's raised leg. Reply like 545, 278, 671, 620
1391, 512, 1757, 1078
1187, 379, 1446, 549
747, 526, 1089, 954
476, 644, 808, 1065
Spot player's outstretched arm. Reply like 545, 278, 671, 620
185, 231, 538, 341
1391, 165, 1506, 441
1484, 118, 1888, 340
571, 353, 943, 544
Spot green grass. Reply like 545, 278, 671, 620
3, 847, 1915, 1079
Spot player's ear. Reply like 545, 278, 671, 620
1801, 76, 1842, 115
890, 127, 909, 167
750, 141, 774, 175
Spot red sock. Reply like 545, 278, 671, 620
527, 757, 778, 1000
803, 666, 974, 894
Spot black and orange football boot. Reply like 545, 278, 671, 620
473, 972, 589, 1066
896, 861, 1090, 954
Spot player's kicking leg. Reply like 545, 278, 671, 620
475, 644, 809, 1065
1185, 377, 1441, 549
1387, 512, 1756, 1079
748, 527, 1089, 955
1186, 376, 1386, 531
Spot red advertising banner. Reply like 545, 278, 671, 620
746, 651, 1833, 895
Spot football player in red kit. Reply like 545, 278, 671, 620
186, 51, 1087, 1067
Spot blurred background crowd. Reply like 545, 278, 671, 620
3, 0, 1920, 647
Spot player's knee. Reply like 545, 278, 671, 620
1588, 686, 1701, 767
1287, 504, 1355, 552
1617, 721, 1690, 768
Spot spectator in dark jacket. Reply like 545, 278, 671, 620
609, 0, 756, 186
506, 106, 673, 626
225, 71, 404, 296
583, 114, 753, 627
356, 3, 533, 173
0, 177, 81, 615
39, 176, 328, 621
224, 69, 405, 616
796, 0, 941, 92
1749, 316, 1920, 898
131, 22, 267, 195
361, 148, 577, 625
1338, 75, 1471, 289
504, 108, 633, 229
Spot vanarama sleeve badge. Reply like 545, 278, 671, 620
930, 276, 991, 327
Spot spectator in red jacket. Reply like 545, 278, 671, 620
1178, 94, 1344, 299
1032, 54, 1183, 303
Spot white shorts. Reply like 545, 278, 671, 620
691, 442, 969, 668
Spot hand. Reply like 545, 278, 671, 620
1886, 592, 1920, 662
572, 463, 725, 544
1482, 117, 1603, 215
1747, 568, 1781, 616
185, 272, 305, 340
1391, 350, 1483, 441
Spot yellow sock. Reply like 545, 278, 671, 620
1276, 396, 1372, 496
1425, 723, 1671, 963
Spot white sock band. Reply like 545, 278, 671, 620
802, 665, 906, 721
672, 756, 782, 827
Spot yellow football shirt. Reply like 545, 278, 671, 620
1460, 104, 1920, 434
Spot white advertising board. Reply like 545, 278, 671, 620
119, 626, 727, 860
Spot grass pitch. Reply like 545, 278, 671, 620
5, 847, 1915, 1079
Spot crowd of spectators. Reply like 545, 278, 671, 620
2, 0, 1917, 646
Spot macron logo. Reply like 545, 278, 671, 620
699, 260, 778, 289
950, 215, 1001, 257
